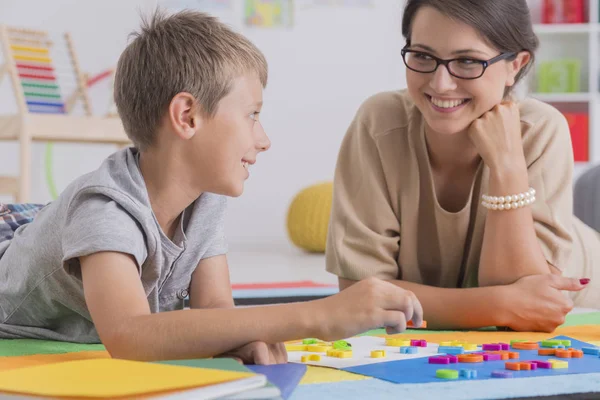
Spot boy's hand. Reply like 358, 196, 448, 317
217, 341, 288, 365
316, 277, 423, 341
501, 274, 588, 332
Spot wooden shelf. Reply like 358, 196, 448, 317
530, 0, 600, 167
0, 114, 130, 144
533, 23, 596, 34
530, 93, 592, 103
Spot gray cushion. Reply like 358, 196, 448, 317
574, 165, 600, 232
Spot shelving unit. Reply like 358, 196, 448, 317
530, 92, 593, 102
533, 23, 596, 34
527, 0, 599, 177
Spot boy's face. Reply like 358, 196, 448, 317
190, 73, 270, 197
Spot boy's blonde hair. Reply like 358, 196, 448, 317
114, 9, 268, 150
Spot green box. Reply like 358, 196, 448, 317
537, 59, 582, 93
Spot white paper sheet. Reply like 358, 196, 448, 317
287, 337, 482, 369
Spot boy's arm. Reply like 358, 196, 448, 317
81, 251, 315, 361
81, 251, 422, 361
191, 256, 288, 364
189, 255, 234, 309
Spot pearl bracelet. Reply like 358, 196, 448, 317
481, 187, 536, 211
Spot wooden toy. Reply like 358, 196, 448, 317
0, 25, 129, 202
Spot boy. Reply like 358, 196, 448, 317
0, 10, 422, 364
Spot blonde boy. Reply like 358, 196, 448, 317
0, 10, 422, 363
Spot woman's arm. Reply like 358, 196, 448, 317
339, 274, 586, 332
478, 163, 554, 286
470, 103, 573, 287
340, 277, 504, 329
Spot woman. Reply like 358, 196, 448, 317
326, 0, 600, 332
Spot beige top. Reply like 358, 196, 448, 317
326, 90, 600, 304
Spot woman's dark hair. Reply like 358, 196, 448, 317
401, 0, 539, 94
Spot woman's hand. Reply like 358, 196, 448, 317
499, 274, 589, 332
467, 102, 527, 174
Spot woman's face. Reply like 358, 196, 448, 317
405, 6, 529, 136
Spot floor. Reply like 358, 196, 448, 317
226, 241, 337, 285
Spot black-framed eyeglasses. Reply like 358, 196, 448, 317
401, 48, 517, 80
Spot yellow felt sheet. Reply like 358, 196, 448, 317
301, 365, 371, 384
0, 350, 110, 372
0, 358, 254, 398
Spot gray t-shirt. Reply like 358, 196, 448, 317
0, 148, 227, 343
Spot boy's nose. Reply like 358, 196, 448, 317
258, 136, 271, 152
256, 123, 271, 152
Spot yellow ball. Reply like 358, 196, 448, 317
286, 182, 333, 253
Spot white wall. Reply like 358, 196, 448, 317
0, 0, 408, 247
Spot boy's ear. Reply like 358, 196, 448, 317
168, 92, 202, 140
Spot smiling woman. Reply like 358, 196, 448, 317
326, 0, 600, 332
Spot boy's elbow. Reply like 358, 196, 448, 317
102, 330, 135, 360
99, 323, 146, 361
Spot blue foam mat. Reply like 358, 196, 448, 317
290, 372, 600, 400
247, 363, 307, 399
343, 336, 600, 384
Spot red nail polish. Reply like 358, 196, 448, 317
580, 278, 590, 285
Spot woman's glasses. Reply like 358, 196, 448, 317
401, 49, 517, 80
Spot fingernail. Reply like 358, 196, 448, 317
580, 278, 590, 285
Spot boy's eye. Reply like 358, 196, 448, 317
250, 111, 260, 120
